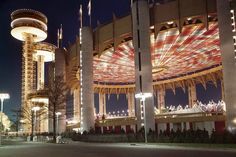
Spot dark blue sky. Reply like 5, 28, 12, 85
0, 0, 222, 120
0, 0, 131, 119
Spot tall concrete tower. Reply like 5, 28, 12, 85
10, 9, 48, 131
217, 0, 236, 133
131, 0, 155, 131
80, 27, 95, 132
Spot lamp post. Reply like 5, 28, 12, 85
0, 93, 10, 146
56, 112, 62, 135
32, 106, 40, 138
135, 92, 152, 143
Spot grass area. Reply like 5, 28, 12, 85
153, 143, 236, 149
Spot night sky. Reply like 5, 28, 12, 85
0, 0, 222, 121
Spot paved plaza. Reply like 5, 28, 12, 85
0, 142, 236, 157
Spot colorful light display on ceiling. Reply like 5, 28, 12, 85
93, 22, 221, 84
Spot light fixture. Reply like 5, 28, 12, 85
135, 92, 152, 143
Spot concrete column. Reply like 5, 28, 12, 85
55, 48, 67, 133
121, 125, 126, 133
80, 27, 95, 132
186, 122, 190, 130
181, 122, 185, 131
127, 93, 135, 117
132, 0, 155, 131
73, 89, 80, 122
101, 126, 104, 134
169, 123, 173, 131
204, 121, 215, 135
99, 93, 106, 116
157, 88, 165, 112
158, 123, 167, 133
217, 0, 236, 132
37, 55, 45, 90
130, 125, 136, 133
188, 84, 197, 108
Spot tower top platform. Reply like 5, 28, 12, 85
10, 9, 47, 42
34, 42, 56, 62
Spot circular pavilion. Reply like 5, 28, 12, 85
63, 0, 233, 134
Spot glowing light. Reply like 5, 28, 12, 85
167, 21, 174, 25
135, 93, 152, 100
11, 26, 47, 42
30, 97, 48, 104
67, 120, 78, 124
232, 118, 236, 124
0, 93, 10, 100
34, 50, 55, 62
32, 106, 40, 111
56, 112, 62, 116
187, 17, 192, 21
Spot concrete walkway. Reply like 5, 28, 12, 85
0, 142, 236, 157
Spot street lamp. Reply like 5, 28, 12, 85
56, 112, 62, 135
32, 106, 40, 138
0, 93, 10, 146
135, 92, 152, 143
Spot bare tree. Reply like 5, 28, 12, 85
17, 103, 46, 139
48, 75, 68, 142
11, 108, 21, 132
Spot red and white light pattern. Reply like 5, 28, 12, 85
93, 22, 221, 84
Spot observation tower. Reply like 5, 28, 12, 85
11, 9, 48, 131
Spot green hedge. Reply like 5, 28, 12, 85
63, 129, 236, 144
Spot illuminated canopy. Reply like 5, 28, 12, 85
93, 22, 221, 84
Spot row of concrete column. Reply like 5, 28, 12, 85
73, 81, 222, 119
73, 92, 136, 119
158, 121, 215, 135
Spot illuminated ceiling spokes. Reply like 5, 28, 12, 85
93, 23, 221, 84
